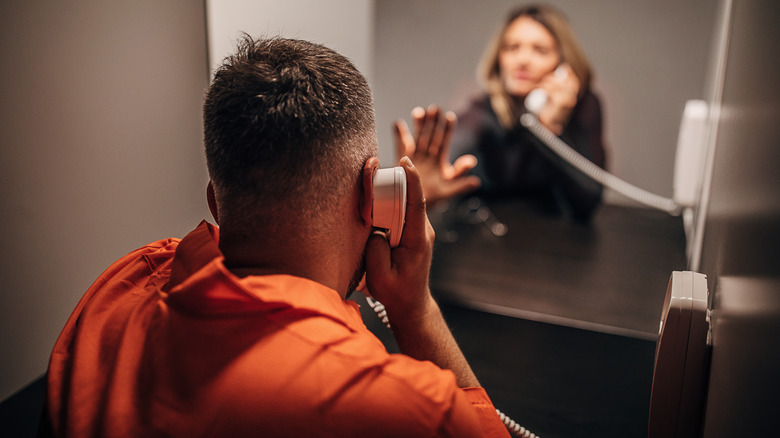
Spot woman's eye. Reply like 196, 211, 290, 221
534, 46, 551, 55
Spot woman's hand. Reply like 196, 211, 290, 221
394, 105, 480, 207
536, 64, 580, 135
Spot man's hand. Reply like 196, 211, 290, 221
364, 156, 435, 322
395, 105, 480, 207
364, 157, 480, 389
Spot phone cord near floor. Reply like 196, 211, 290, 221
366, 297, 541, 438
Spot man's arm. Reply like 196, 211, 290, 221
386, 291, 480, 388
364, 157, 479, 388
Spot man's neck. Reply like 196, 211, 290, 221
218, 232, 358, 299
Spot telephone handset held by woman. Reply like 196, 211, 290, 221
524, 64, 569, 115
372, 167, 407, 247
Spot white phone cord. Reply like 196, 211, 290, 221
497, 409, 541, 438
365, 297, 391, 329
366, 297, 540, 437
520, 113, 682, 215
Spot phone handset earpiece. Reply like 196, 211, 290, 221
524, 89, 548, 115
372, 167, 407, 247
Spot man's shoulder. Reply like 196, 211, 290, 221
95, 236, 180, 283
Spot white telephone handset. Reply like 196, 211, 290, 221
524, 64, 569, 115
372, 167, 407, 247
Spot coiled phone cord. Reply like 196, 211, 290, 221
366, 296, 391, 329
496, 409, 540, 438
365, 297, 541, 437
520, 113, 682, 216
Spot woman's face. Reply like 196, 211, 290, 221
498, 16, 561, 97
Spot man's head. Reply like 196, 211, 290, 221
203, 36, 378, 241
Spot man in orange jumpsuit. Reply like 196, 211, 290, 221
42, 36, 510, 437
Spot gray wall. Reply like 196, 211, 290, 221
373, 0, 719, 205
0, 1, 210, 400
205, 0, 374, 81
697, 0, 780, 434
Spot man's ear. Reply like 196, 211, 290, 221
359, 157, 380, 226
207, 181, 219, 225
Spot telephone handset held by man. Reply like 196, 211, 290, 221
373, 167, 407, 247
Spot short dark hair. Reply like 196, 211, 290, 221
203, 35, 377, 231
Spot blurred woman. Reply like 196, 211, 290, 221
450, 4, 607, 222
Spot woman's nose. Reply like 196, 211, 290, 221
514, 50, 531, 68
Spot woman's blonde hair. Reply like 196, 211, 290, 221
478, 4, 593, 128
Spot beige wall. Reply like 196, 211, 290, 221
698, 0, 780, 433
206, 0, 374, 82
0, 1, 210, 399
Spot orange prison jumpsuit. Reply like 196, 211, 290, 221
44, 221, 509, 437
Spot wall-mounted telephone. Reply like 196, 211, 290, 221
648, 271, 710, 437
372, 167, 407, 248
